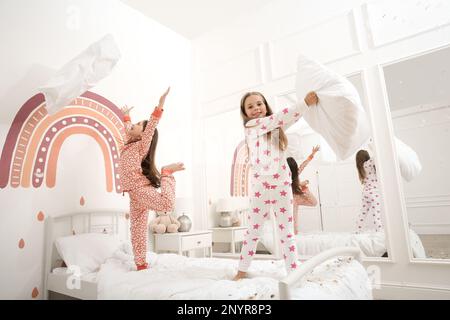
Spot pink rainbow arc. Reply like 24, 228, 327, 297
230, 140, 250, 196
0, 91, 125, 193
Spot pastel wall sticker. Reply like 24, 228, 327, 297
0, 91, 125, 193
31, 287, 39, 298
37, 211, 45, 221
230, 140, 250, 197
18, 238, 25, 249
80, 196, 85, 206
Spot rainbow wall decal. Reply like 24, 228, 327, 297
0, 91, 125, 193
230, 140, 250, 196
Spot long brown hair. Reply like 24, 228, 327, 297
240, 92, 288, 151
356, 150, 371, 184
287, 157, 304, 195
141, 120, 161, 188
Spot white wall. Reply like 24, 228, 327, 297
384, 47, 450, 235
0, 0, 192, 299
192, 0, 450, 298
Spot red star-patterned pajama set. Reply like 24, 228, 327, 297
118, 107, 176, 269
238, 100, 308, 274
356, 158, 382, 233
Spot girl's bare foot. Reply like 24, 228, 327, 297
232, 271, 247, 281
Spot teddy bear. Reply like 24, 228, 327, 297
150, 211, 181, 234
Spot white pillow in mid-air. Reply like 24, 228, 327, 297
295, 54, 371, 160
39, 34, 121, 115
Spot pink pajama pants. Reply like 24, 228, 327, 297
128, 175, 176, 266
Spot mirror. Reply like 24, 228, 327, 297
383, 45, 450, 260
203, 71, 394, 259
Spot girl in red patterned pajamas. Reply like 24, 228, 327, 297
233, 91, 318, 281
287, 145, 320, 235
118, 87, 185, 271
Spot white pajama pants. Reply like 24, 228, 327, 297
238, 179, 299, 274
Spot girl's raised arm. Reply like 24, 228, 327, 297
139, 87, 170, 158
120, 105, 134, 145
245, 92, 317, 137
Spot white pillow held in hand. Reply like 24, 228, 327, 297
295, 54, 371, 160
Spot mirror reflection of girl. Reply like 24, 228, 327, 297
287, 145, 320, 235
233, 91, 318, 281
118, 87, 185, 271
355, 150, 382, 233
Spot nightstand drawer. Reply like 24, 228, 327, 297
182, 233, 212, 251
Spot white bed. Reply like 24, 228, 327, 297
259, 221, 426, 259
44, 211, 372, 300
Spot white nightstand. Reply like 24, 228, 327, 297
210, 226, 248, 256
153, 230, 213, 257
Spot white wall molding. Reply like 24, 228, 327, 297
391, 103, 450, 120
363, 0, 450, 49
268, 9, 361, 81
201, 46, 264, 103
374, 282, 450, 299
406, 194, 450, 208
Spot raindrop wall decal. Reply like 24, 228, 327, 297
37, 211, 45, 221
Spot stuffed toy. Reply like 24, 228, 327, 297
150, 211, 180, 234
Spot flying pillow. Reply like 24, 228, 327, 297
295, 54, 370, 160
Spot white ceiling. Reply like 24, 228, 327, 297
121, 0, 274, 39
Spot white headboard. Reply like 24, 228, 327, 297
43, 210, 129, 290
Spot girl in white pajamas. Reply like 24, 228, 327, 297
233, 91, 318, 281
355, 150, 383, 233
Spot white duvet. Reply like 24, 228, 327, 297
96, 249, 372, 300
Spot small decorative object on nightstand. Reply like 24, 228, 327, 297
216, 197, 249, 228
175, 198, 192, 232
154, 230, 212, 257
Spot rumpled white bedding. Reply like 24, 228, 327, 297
96, 249, 372, 300
259, 225, 426, 258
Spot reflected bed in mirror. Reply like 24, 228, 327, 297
383, 45, 450, 260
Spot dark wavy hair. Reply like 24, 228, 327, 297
286, 157, 304, 195
141, 120, 161, 188
240, 91, 288, 151
355, 150, 371, 184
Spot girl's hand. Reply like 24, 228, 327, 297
304, 91, 318, 107
300, 180, 309, 187
162, 162, 185, 173
312, 145, 320, 154
157, 87, 170, 110
121, 105, 134, 115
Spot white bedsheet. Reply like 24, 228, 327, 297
260, 226, 426, 258
96, 250, 372, 300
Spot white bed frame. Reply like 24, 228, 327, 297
43, 211, 364, 300
278, 247, 363, 300
43, 210, 129, 300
